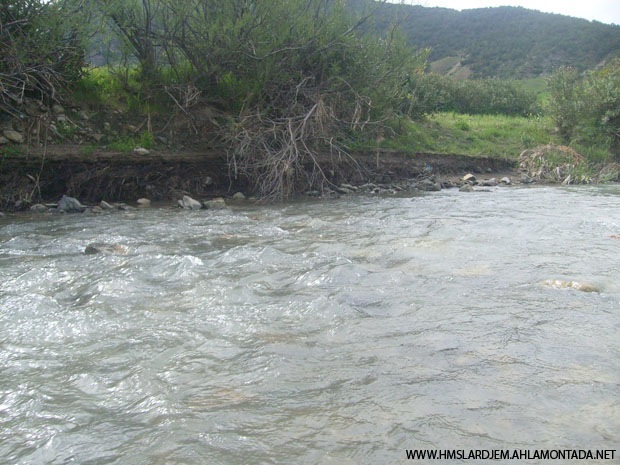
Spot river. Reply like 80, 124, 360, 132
1, 185, 619, 464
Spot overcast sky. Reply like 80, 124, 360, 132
404, 0, 620, 25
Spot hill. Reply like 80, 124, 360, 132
366, 3, 620, 78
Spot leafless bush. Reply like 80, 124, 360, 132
225, 75, 372, 200
0, 0, 85, 116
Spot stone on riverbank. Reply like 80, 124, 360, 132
204, 197, 227, 209
481, 178, 497, 187
179, 195, 202, 210
30, 204, 48, 213
462, 173, 476, 183
133, 147, 150, 155
232, 192, 246, 200
58, 195, 85, 213
100, 200, 115, 210
419, 178, 442, 192
84, 243, 127, 255
500, 176, 512, 185
3, 130, 24, 144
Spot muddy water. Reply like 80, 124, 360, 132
1, 185, 619, 464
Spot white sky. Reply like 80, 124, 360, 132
402, 0, 620, 25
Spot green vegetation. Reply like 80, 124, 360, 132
107, 131, 155, 152
404, 74, 538, 117
546, 60, 620, 154
362, 2, 620, 78
381, 113, 558, 159
2, 0, 619, 197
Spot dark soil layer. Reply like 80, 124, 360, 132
0, 145, 515, 211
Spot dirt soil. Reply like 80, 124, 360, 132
0, 144, 517, 211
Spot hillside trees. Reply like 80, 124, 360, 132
403, 74, 537, 117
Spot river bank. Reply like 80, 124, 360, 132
0, 142, 522, 213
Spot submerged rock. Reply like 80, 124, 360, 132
84, 243, 127, 255
541, 279, 599, 293
204, 197, 227, 209
57, 195, 85, 213
178, 195, 202, 210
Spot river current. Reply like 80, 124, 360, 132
1, 185, 619, 464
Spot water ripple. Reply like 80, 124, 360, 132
1, 185, 620, 463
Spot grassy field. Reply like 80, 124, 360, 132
383, 112, 560, 159
514, 77, 551, 104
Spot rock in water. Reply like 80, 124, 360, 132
459, 184, 474, 192
178, 195, 202, 210
100, 200, 114, 210
85, 243, 127, 255
419, 178, 442, 191
500, 176, 512, 185
541, 279, 599, 293
232, 192, 246, 200
57, 195, 85, 213
137, 198, 151, 208
204, 198, 227, 209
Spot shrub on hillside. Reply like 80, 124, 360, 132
98, 0, 427, 198
547, 61, 620, 153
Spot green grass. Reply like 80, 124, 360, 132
514, 77, 551, 104
383, 112, 560, 159
107, 131, 156, 153
73, 67, 169, 114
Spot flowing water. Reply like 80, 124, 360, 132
1, 185, 619, 464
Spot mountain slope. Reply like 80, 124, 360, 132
365, 3, 620, 78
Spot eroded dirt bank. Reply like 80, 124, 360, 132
0, 145, 516, 211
